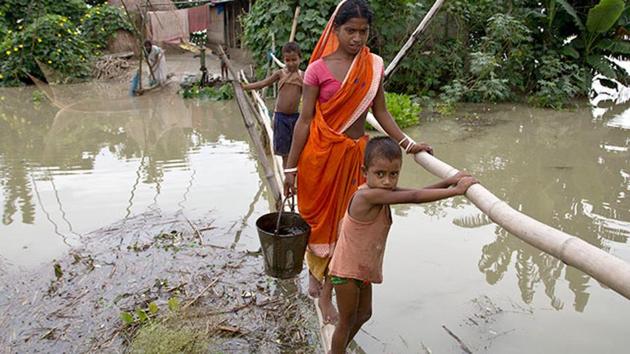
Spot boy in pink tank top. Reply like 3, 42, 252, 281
328, 136, 478, 354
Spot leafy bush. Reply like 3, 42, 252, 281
181, 83, 234, 100
367, 92, 421, 130
529, 54, 587, 109
0, 14, 92, 86
242, 0, 335, 69
79, 4, 133, 49
0, 0, 87, 28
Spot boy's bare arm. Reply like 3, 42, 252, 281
423, 171, 472, 189
364, 177, 478, 205
242, 70, 280, 90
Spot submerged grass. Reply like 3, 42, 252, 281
130, 322, 208, 354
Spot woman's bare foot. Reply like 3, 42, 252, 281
318, 295, 339, 325
308, 272, 322, 298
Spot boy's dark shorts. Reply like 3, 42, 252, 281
273, 112, 299, 156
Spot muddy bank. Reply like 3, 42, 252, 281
0, 210, 318, 353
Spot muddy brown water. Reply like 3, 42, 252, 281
1, 80, 629, 353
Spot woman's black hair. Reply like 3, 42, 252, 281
364, 136, 402, 167
334, 0, 373, 27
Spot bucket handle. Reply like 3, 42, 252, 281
274, 195, 295, 236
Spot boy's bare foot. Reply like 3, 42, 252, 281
318, 296, 339, 325
308, 273, 322, 298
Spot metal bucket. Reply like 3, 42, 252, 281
255, 199, 310, 279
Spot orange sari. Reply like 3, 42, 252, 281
297, 1, 383, 278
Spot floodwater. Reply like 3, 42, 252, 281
1, 81, 629, 353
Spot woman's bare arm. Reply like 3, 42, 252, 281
283, 84, 319, 195
371, 79, 432, 154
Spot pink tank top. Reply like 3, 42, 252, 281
303, 58, 341, 103
328, 197, 392, 284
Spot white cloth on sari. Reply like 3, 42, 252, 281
147, 45, 167, 85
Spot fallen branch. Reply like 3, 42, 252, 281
442, 325, 472, 354
206, 298, 255, 316
182, 278, 219, 310
184, 217, 204, 245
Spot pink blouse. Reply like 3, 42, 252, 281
304, 58, 341, 103
304, 58, 383, 105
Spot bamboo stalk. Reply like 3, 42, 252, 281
213, 45, 283, 208
384, 0, 445, 81
365, 113, 630, 300
289, 6, 301, 42
120, 0, 157, 83
239, 71, 284, 190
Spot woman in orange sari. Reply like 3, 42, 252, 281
284, 0, 432, 324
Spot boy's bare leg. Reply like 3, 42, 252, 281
346, 284, 372, 345
330, 281, 359, 354
308, 272, 322, 298
319, 275, 339, 324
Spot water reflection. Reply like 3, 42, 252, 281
399, 102, 630, 311
0, 83, 264, 268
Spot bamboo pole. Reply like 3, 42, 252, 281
120, 0, 157, 83
384, 0, 445, 81
269, 52, 286, 68
213, 45, 283, 208
239, 70, 284, 188
365, 113, 630, 300
289, 6, 301, 42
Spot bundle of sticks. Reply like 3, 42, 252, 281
92, 53, 134, 80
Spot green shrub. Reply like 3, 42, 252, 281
181, 83, 234, 100
0, 0, 87, 28
79, 4, 133, 49
0, 14, 92, 86
529, 54, 587, 109
367, 92, 421, 130
242, 0, 335, 69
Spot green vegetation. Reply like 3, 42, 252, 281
181, 83, 235, 100
0, 1, 132, 86
367, 92, 422, 130
79, 4, 133, 49
242, 0, 336, 66
130, 323, 208, 354
120, 296, 210, 354
0, 14, 93, 85
242, 0, 630, 110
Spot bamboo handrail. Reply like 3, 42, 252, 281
213, 44, 283, 208
239, 70, 284, 189
366, 113, 630, 300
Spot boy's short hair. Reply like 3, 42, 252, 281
282, 42, 301, 56
364, 136, 401, 167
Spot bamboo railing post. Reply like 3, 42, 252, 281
213, 45, 283, 208
384, 0, 445, 81
365, 113, 630, 300
289, 6, 301, 42
239, 70, 284, 188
